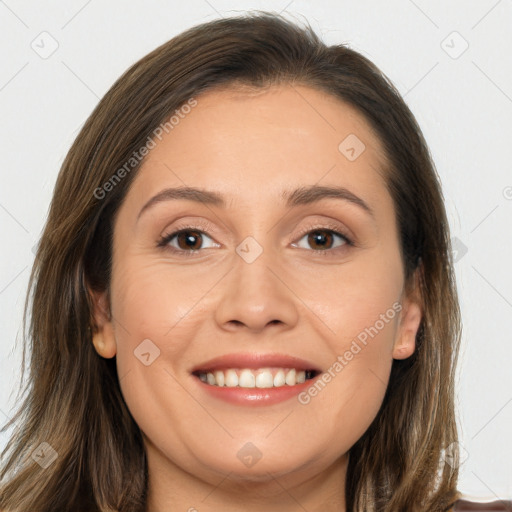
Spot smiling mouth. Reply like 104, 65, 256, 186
193, 367, 320, 388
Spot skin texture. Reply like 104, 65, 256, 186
91, 84, 422, 512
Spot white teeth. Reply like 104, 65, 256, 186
225, 369, 238, 387
239, 369, 255, 388
285, 368, 296, 386
197, 367, 314, 388
256, 370, 274, 388
273, 369, 285, 387
214, 370, 225, 387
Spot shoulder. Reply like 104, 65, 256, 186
454, 499, 512, 510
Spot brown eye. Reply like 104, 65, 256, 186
307, 230, 335, 250
158, 226, 220, 256
294, 229, 350, 252
175, 230, 204, 250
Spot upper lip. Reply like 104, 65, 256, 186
190, 353, 322, 374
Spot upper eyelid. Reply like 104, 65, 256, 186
161, 220, 351, 238
293, 223, 352, 241
162, 215, 352, 235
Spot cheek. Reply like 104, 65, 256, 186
108, 252, 226, 403
294, 243, 403, 426
291, 243, 404, 350
301, 310, 400, 451
111, 255, 207, 339
108, 258, 202, 445
108, 257, 194, 384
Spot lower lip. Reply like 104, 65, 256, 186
193, 374, 320, 406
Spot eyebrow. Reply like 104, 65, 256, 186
137, 184, 374, 220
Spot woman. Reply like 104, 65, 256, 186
0, 11, 508, 512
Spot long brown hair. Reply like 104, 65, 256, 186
0, 11, 462, 511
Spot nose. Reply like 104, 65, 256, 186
214, 245, 299, 334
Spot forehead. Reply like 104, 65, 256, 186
127, 83, 390, 212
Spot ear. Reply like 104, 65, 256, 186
89, 288, 117, 359
393, 267, 423, 360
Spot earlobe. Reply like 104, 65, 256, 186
89, 288, 117, 359
393, 268, 423, 360
393, 300, 422, 360
92, 324, 117, 359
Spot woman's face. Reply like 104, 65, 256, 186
92, 84, 421, 494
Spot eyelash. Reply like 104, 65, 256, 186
157, 222, 354, 258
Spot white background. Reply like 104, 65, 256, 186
0, 0, 511, 502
